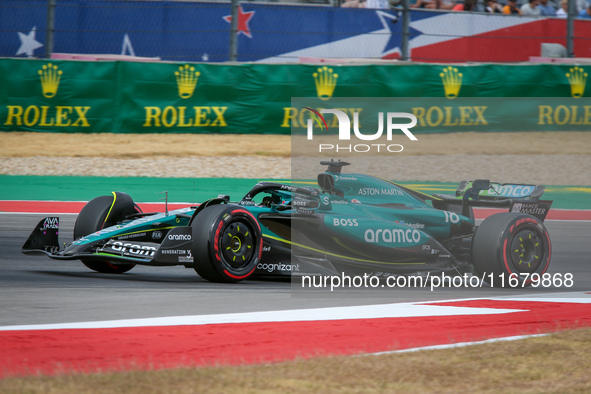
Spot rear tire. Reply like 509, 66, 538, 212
191, 204, 262, 283
472, 213, 551, 287
74, 193, 139, 274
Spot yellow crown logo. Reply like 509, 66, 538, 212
440, 66, 463, 99
38, 63, 62, 98
565, 66, 587, 98
313, 66, 338, 101
175, 65, 200, 99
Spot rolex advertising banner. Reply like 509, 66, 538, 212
0, 59, 118, 133
1, 58, 590, 134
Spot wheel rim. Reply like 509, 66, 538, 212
220, 220, 255, 270
508, 228, 543, 273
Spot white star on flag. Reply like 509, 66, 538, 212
16, 26, 44, 57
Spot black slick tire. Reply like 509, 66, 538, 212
73, 193, 139, 274
191, 204, 262, 283
472, 212, 551, 287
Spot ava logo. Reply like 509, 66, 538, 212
440, 66, 462, 99
42, 217, 59, 229
565, 66, 587, 98
38, 63, 62, 98
175, 64, 200, 99
304, 108, 417, 153
313, 66, 338, 101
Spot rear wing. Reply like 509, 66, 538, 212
432, 180, 553, 221
455, 181, 545, 201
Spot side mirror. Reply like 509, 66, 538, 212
471, 179, 490, 195
461, 179, 490, 218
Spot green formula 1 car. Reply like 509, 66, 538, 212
23, 160, 552, 286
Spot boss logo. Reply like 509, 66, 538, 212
333, 218, 358, 227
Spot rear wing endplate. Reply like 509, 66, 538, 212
509, 200, 553, 221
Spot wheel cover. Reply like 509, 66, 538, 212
508, 228, 544, 273
220, 220, 255, 270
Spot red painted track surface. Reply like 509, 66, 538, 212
1, 201, 591, 220
1, 299, 590, 377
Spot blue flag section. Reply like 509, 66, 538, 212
1, 1, 393, 62
3, 1, 591, 63
1, 0, 402, 62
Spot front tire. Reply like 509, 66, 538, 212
191, 204, 262, 283
74, 192, 139, 274
472, 213, 551, 287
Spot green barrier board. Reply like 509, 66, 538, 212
1, 59, 591, 134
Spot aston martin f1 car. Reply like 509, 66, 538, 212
22, 160, 553, 286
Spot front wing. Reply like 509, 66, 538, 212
22, 217, 195, 267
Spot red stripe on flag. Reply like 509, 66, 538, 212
409, 19, 591, 62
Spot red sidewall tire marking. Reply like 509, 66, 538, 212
223, 266, 257, 280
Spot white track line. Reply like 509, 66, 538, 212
367, 334, 549, 356
0, 302, 523, 332
2, 293, 590, 332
